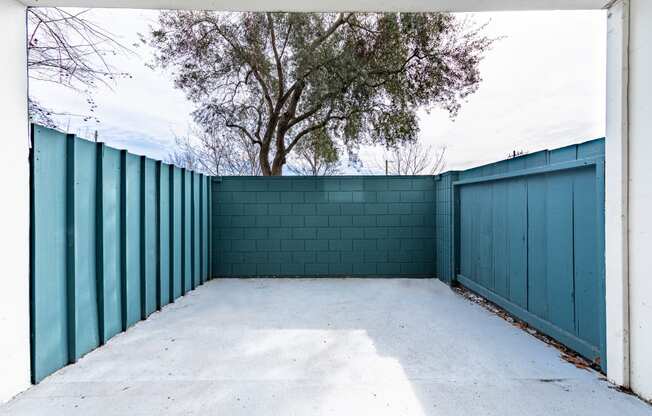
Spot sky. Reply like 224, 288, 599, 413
30, 8, 607, 172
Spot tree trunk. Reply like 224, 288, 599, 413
258, 142, 286, 176
259, 143, 272, 176
270, 152, 285, 175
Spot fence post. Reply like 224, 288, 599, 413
95, 143, 105, 345
65, 134, 76, 364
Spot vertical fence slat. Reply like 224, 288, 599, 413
595, 160, 607, 367
545, 172, 575, 334
101, 147, 123, 341
126, 154, 142, 328
31, 126, 69, 383
193, 172, 200, 288
210, 178, 213, 279
199, 175, 205, 283
161, 163, 172, 306
147, 160, 158, 312
190, 172, 196, 290
141, 158, 157, 317
204, 176, 209, 281
72, 138, 100, 360
180, 169, 186, 295
171, 166, 182, 300
208, 177, 212, 280
183, 169, 192, 293
573, 167, 600, 344
156, 162, 164, 309
506, 179, 528, 309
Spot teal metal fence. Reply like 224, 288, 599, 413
211, 176, 437, 277
30, 125, 212, 383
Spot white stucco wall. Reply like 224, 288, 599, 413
0, 0, 31, 405
604, 0, 629, 389
628, 0, 652, 402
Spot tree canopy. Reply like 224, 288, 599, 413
150, 12, 492, 175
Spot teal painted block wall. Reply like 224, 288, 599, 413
211, 176, 437, 277
30, 125, 212, 383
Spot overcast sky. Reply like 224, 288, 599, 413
31, 8, 607, 172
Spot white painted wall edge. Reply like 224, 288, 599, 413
20, 0, 609, 11
626, 0, 652, 401
604, 0, 630, 388
0, 0, 31, 405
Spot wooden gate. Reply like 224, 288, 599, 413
452, 141, 606, 367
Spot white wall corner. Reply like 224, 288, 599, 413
0, 0, 31, 405
627, 0, 652, 401
604, 0, 630, 388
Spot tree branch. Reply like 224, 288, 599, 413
225, 121, 262, 145
266, 13, 285, 101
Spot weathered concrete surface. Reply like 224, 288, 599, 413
1, 278, 650, 416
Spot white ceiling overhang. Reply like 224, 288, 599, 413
19, 0, 611, 12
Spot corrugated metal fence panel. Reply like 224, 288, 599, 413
211, 176, 437, 277
30, 125, 211, 383
453, 138, 606, 366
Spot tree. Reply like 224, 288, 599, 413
168, 127, 262, 176
150, 12, 492, 175
288, 128, 341, 176
370, 140, 447, 175
27, 8, 131, 128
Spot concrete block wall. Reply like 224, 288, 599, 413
211, 176, 437, 277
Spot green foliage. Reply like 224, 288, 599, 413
290, 128, 340, 176
150, 12, 493, 175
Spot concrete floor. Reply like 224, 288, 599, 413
1, 278, 650, 416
